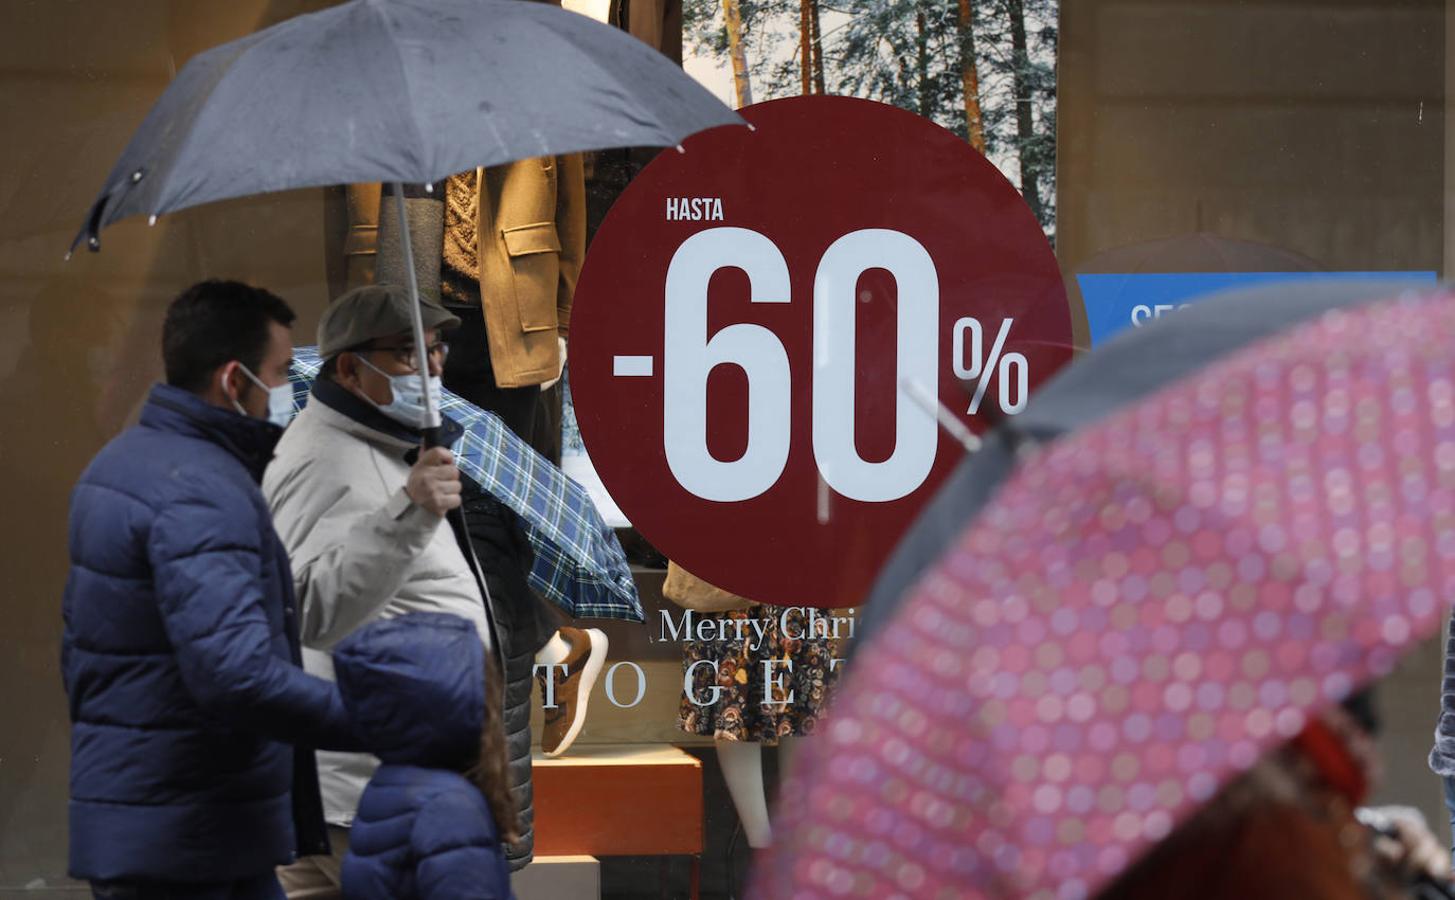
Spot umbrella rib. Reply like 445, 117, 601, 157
366, 1, 431, 179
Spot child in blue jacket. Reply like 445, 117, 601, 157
332, 612, 518, 900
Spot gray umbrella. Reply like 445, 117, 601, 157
73, 0, 740, 250
69, 0, 742, 439
858, 277, 1439, 644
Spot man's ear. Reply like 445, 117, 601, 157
334, 352, 356, 386
217, 360, 243, 402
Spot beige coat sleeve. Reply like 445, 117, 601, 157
265, 455, 441, 649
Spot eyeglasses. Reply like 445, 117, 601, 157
362, 340, 450, 371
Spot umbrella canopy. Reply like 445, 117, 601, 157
289, 346, 643, 622
72, 0, 741, 251
752, 289, 1455, 899
857, 278, 1435, 645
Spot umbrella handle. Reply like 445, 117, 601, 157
421, 426, 444, 450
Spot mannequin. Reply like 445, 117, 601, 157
681, 603, 838, 898
669, 564, 841, 857
379, 173, 594, 623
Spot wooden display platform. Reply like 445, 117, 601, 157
512, 854, 600, 900
532, 743, 703, 899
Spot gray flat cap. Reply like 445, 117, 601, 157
317, 284, 461, 358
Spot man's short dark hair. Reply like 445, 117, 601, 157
162, 280, 296, 393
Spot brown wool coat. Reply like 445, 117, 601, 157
325, 154, 586, 388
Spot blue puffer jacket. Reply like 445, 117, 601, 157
62, 384, 356, 882
335, 613, 513, 900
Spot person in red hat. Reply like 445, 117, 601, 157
1100, 697, 1449, 900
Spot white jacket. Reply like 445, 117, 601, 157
263, 395, 492, 826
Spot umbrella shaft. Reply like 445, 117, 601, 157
390, 181, 441, 434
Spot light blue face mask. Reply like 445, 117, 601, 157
357, 354, 443, 429
232, 363, 293, 428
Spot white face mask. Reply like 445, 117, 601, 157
230, 363, 293, 428
356, 354, 442, 429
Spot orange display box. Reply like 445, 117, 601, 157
532, 743, 704, 898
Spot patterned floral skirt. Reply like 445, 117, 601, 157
677, 605, 843, 745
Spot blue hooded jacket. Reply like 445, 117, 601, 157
61, 384, 356, 882
336, 613, 513, 900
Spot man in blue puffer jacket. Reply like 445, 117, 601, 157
332, 612, 513, 900
62, 281, 361, 900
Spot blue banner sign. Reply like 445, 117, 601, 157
1077, 271, 1438, 347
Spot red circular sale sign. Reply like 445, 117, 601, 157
571, 96, 1071, 608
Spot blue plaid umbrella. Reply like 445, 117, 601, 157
287, 346, 642, 623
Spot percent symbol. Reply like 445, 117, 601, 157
952, 316, 1029, 416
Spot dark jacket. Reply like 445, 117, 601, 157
1430, 612, 1455, 776
336, 613, 512, 900
460, 483, 539, 870
61, 383, 355, 882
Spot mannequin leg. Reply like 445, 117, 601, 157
775, 734, 803, 784
716, 739, 773, 848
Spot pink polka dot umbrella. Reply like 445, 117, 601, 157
751, 289, 1455, 899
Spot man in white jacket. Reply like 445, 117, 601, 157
264, 284, 498, 897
